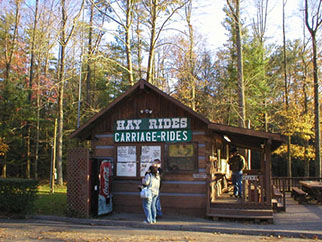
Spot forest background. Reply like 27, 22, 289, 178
0, 0, 321, 185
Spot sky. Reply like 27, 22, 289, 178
191, 0, 304, 52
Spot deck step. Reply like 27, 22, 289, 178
272, 198, 284, 212
207, 207, 273, 219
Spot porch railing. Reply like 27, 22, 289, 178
272, 177, 322, 192
208, 173, 266, 206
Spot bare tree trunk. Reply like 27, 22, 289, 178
35, 64, 40, 180
56, 0, 84, 185
301, 12, 309, 177
186, 0, 195, 111
125, 0, 134, 85
147, 0, 158, 83
303, 63, 309, 177
27, 0, 39, 179
282, 0, 289, 110
145, 0, 187, 84
281, 0, 292, 178
311, 36, 321, 177
86, 1, 93, 107
305, 0, 322, 177
26, 128, 31, 178
135, 7, 143, 80
57, 0, 67, 185
235, 0, 245, 128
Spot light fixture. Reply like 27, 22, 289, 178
223, 135, 231, 143
140, 109, 153, 114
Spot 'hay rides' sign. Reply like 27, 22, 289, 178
114, 117, 192, 143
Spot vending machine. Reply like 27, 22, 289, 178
91, 159, 113, 216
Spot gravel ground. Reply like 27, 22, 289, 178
0, 220, 319, 242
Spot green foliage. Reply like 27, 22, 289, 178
0, 178, 39, 215
0, 0, 318, 180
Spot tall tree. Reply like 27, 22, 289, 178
27, 0, 39, 179
1, 0, 21, 178
86, 1, 94, 106
143, 0, 188, 84
134, 2, 145, 79
185, 0, 196, 111
282, 0, 292, 178
251, 0, 269, 131
57, 0, 84, 185
34, 0, 59, 181
125, 0, 135, 85
91, 0, 135, 86
282, 0, 289, 110
227, 0, 246, 128
81, 0, 106, 118
305, 0, 322, 177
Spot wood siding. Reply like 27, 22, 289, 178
92, 128, 211, 216
112, 180, 207, 216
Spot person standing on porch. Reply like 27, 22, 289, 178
228, 147, 246, 198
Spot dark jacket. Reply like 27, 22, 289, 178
228, 154, 246, 172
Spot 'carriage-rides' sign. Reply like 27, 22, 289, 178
114, 117, 192, 143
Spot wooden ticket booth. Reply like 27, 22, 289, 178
69, 79, 285, 219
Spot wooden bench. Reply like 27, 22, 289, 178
272, 186, 283, 199
272, 185, 284, 212
291, 187, 307, 204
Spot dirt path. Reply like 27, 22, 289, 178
0, 220, 318, 242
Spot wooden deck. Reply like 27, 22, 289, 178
207, 189, 273, 220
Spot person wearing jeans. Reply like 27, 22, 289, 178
143, 193, 158, 223
153, 159, 163, 218
142, 166, 160, 224
155, 195, 162, 217
228, 147, 246, 198
231, 170, 243, 197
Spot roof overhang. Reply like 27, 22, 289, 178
209, 123, 286, 151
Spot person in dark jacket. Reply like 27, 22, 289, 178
228, 147, 246, 198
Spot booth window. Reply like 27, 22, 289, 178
165, 143, 198, 172
116, 145, 162, 177
140, 145, 161, 176
116, 146, 137, 177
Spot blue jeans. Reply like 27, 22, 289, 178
232, 170, 243, 197
143, 194, 158, 223
156, 195, 162, 217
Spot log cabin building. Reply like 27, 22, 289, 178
68, 79, 286, 220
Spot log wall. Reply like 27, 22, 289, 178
91, 130, 213, 216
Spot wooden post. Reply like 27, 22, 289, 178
265, 139, 272, 206
50, 118, 57, 193
287, 136, 292, 177
247, 120, 251, 169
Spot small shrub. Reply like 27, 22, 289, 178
0, 178, 39, 215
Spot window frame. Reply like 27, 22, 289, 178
164, 142, 199, 174
115, 143, 164, 178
